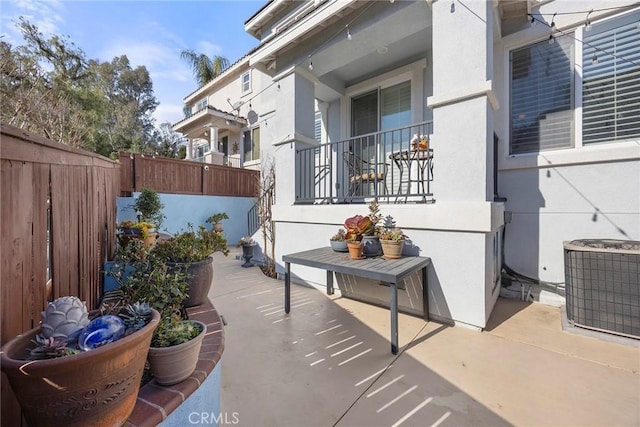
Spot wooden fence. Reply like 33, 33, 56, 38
1, 124, 120, 426
119, 153, 259, 196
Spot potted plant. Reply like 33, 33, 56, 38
344, 215, 371, 260
379, 227, 408, 259
240, 236, 256, 267
362, 200, 383, 257
117, 220, 158, 248
115, 248, 206, 386
133, 187, 165, 230
329, 228, 348, 252
206, 212, 229, 232
410, 133, 429, 151
0, 296, 160, 427
152, 224, 229, 307
147, 318, 207, 386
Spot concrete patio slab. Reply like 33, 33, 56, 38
210, 250, 640, 427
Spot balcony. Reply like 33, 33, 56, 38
295, 122, 434, 205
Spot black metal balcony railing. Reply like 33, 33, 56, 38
295, 122, 434, 204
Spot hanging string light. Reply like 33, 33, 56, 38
346, 24, 352, 41
528, 13, 640, 67
530, 14, 536, 26
592, 53, 599, 64
585, 9, 593, 32
550, 12, 557, 30
450, 0, 455, 14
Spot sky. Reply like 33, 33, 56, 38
0, 0, 266, 126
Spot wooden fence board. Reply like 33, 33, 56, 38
1, 124, 120, 426
119, 152, 259, 197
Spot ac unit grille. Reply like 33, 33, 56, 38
564, 240, 640, 339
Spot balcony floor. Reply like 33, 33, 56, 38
210, 250, 639, 427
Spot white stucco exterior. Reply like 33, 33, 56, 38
175, 0, 640, 330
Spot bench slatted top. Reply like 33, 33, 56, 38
283, 247, 431, 283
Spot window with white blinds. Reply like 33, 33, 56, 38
582, 10, 640, 144
314, 111, 322, 143
510, 35, 574, 154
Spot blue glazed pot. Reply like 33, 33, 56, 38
362, 235, 382, 257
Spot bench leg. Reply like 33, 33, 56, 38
326, 270, 334, 295
285, 262, 291, 313
422, 266, 429, 321
390, 282, 398, 355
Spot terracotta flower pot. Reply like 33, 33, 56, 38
0, 309, 160, 427
117, 231, 158, 249
147, 320, 207, 386
381, 239, 405, 259
347, 241, 365, 259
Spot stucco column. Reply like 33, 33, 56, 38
209, 127, 218, 153
273, 68, 316, 206
427, 0, 496, 202
425, 0, 502, 329
186, 138, 193, 160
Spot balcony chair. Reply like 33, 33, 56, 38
343, 151, 389, 200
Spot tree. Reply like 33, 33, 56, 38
157, 122, 186, 158
180, 49, 230, 86
88, 56, 159, 157
0, 19, 162, 158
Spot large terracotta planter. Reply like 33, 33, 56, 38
0, 309, 160, 427
381, 239, 405, 259
168, 256, 214, 308
147, 320, 206, 386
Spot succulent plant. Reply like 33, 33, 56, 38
152, 320, 202, 348
120, 302, 152, 334
27, 335, 80, 360
40, 296, 90, 340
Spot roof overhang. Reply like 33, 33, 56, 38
172, 106, 247, 139
249, 0, 361, 68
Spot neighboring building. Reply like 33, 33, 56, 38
173, 54, 266, 169
174, 0, 640, 330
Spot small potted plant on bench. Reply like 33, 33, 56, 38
330, 228, 348, 252
344, 215, 371, 260
379, 227, 408, 259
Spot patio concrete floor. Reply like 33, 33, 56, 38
210, 250, 640, 427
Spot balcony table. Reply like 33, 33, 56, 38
389, 148, 434, 203
283, 247, 430, 354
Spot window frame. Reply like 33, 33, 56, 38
243, 126, 260, 163
509, 33, 575, 155
506, 8, 640, 157
241, 70, 251, 94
